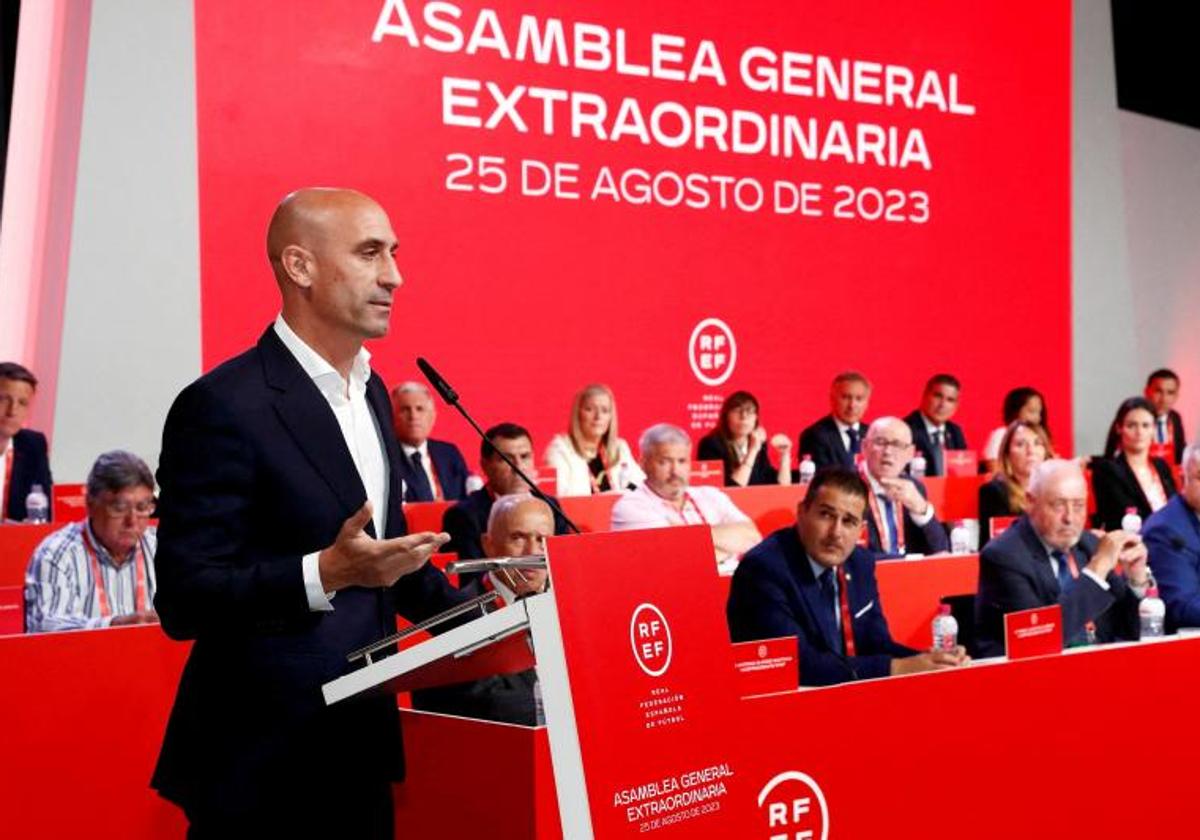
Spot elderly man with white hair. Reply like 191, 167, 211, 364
859, 416, 949, 557
975, 458, 1150, 657
1145, 443, 1200, 632
390, 380, 470, 501
611, 423, 762, 569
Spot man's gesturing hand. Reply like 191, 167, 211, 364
318, 502, 451, 591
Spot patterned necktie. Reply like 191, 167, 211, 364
930, 428, 945, 476
846, 426, 861, 456
818, 568, 842, 652
407, 450, 434, 502
1051, 549, 1074, 595
884, 499, 900, 554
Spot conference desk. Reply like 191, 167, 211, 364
3, 622, 1197, 838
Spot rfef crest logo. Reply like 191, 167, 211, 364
757, 770, 829, 840
688, 318, 737, 386
629, 603, 672, 677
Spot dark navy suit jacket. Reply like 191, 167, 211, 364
727, 526, 916, 686
396, 437, 469, 502
798, 416, 864, 470
903, 410, 967, 477
975, 516, 1139, 657
1145, 495, 1200, 632
862, 476, 949, 557
4, 429, 53, 522
151, 328, 467, 818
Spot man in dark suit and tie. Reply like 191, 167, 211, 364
860, 417, 949, 557
391, 380, 470, 501
151, 189, 468, 838
727, 467, 968, 686
1145, 444, 1200, 632
798, 371, 872, 469
1145, 368, 1187, 464
904, 373, 968, 477
0, 362, 53, 522
975, 459, 1149, 657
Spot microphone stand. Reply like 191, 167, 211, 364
417, 357, 581, 534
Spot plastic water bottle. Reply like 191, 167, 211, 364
910, 454, 927, 479
949, 521, 971, 554
25, 484, 49, 524
1139, 587, 1166, 638
931, 604, 958, 651
1121, 507, 1143, 534
798, 454, 816, 485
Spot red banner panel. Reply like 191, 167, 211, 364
193, 0, 1071, 459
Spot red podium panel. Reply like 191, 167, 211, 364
0, 522, 56, 586
923, 475, 985, 521
0, 585, 22, 635
52, 483, 87, 524
875, 554, 979, 649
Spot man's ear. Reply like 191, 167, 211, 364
280, 244, 315, 289
482, 533, 494, 557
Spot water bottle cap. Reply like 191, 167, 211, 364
801, 454, 812, 462
32, 484, 44, 493
1147, 587, 1159, 598
1125, 507, 1137, 515
938, 604, 952, 615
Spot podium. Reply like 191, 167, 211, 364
326, 525, 1200, 839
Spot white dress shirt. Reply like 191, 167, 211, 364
862, 469, 935, 552
0, 437, 10, 520
400, 441, 440, 500
834, 419, 863, 455
273, 315, 390, 612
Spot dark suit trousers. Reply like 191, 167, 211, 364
184, 778, 394, 840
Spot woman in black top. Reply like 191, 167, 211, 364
696, 391, 792, 487
978, 420, 1052, 547
1092, 396, 1177, 530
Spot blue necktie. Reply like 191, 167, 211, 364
1051, 549, 1074, 595
1158, 417, 1168, 444
406, 450, 435, 502
846, 426, 861, 456
930, 429, 945, 476
818, 568, 842, 652
884, 499, 900, 554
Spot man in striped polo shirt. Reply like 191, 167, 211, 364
24, 450, 158, 632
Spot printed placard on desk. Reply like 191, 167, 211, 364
1004, 605, 1063, 660
689, 461, 725, 487
732, 637, 798, 698
944, 450, 979, 477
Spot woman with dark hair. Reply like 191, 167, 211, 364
977, 421, 1052, 546
1091, 396, 1177, 530
696, 391, 792, 487
981, 387, 1049, 471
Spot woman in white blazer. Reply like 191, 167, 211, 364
544, 383, 645, 496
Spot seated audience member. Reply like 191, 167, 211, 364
25, 451, 158, 632
414, 494, 550, 725
1094, 397, 1178, 530
727, 467, 969, 686
978, 421, 1053, 547
975, 459, 1149, 657
1144, 368, 1187, 464
611, 423, 761, 567
544, 383, 645, 496
443, 422, 570, 565
697, 391, 792, 487
798, 371, 871, 469
1145, 444, 1200, 631
904, 374, 968, 477
859, 417, 949, 557
0, 362, 53, 522
390, 381, 469, 501
982, 386, 1049, 472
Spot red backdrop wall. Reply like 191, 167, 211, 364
194, 0, 1071, 461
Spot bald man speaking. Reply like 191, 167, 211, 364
151, 189, 467, 837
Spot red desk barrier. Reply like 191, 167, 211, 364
0, 523, 56, 586
875, 555, 979, 649
921, 474, 985, 521
0, 585, 22, 634
52, 482, 87, 524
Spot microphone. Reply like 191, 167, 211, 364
416, 357, 458, 405
415, 357, 581, 535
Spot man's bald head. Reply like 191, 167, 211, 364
267, 188, 383, 283
264, 188, 401, 354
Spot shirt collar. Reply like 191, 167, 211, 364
1033, 528, 1076, 559
834, 418, 859, 434
487, 571, 519, 606
273, 314, 371, 404
83, 519, 135, 566
921, 414, 944, 436
806, 554, 834, 584
400, 441, 429, 459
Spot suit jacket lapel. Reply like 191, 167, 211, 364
1016, 517, 1060, 599
786, 533, 841, 652
365, 374, 408, 538
1116, 455, 1152, 511
258, 328, 372, 532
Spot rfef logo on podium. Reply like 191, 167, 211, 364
630, 603, 673, 677
757, 770, 829, 840
688, 318, 737, 386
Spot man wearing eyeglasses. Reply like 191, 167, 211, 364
975, 459, 1150, 657
24, 450, 158, 632
859, 417, 949, 557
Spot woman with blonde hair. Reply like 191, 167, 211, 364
544, 384, 644, 496
978, 420, 1053, 546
